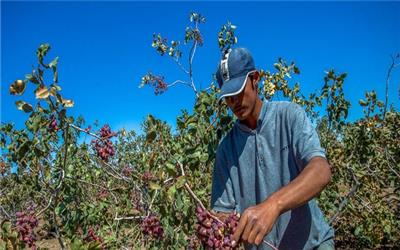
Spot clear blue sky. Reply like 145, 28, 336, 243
2, 1, 399, 133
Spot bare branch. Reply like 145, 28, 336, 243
355, 194, 373, 213
204, 85, 213, 91
167, 80, 191, 88
329, 183, 358, 225
56, 169, 65, 190
101, 160, 133, 182
205, 108, 221, 134
147, 190, 158, 216
188, 39, 199, 97
190, 41, 197, 69
36, 196, 53, 217
69, 123, 103, 140
177, 161, 185, 176
0, 205, 11, 219
384, 147, 400, 179
173, 58, 189, 74
114, 215, 143, 221
329, 166, 360, 225
36, 169, 65, 217
384, 54, 400, 119
171, 159, 225, 224
36, 124, 70, 217
52, 208, 65, 250
67, 176, 119, 203
163, 177, 174, 184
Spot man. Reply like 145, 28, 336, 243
211, 47, 335, 250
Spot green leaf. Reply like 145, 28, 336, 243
62, 99, 74, 108
165, 162, 177, 176
15, 101, 33, 113
38, 43, 50, 55
149, 181, 161, 190
25, 73, 39, 84
146, 130, 157, 143
49, 56, 59, 68
88, 241, 102, 250
53, 67, 58, 83
197, 189, 206, 196
35, 86, 50, 99
354, 225, 363, 236
175, 176, 186, 189
50, 84, 62, 97
200, 153, 208, 163
189, 151, 201, 159
359, 100, 368, 106
166, 162, 175, 171
36, 43, 50, 65
26, 113, 42, 132
55, 93, 63, 104
1, 221, 11, 232
49, 56, 59, 83
167, 185, 176, 201
9, 80, 27, 95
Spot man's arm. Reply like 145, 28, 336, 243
232, 156, 331, 246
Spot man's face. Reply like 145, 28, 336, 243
224, 74, 258, 120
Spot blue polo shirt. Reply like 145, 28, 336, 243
211, 101, 334, 250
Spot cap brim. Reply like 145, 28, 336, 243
218, 70, 255, 102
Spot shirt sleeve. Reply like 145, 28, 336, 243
210, 146, 236, 213
289, 103, 326, 169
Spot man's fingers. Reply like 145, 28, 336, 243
255, 224, 273, 245
246, 223, 260, 244
241, 217, 255, 242
232, 214, 247, 246
254, 232, 265, 246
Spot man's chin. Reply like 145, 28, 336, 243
235, 113, 247, 121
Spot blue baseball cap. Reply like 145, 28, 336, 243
216, 47, 256, 101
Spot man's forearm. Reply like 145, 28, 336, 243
265, 157, 332, 215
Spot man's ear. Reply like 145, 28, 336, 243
252, 71, 260, 89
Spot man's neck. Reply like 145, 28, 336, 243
241, 98, 263, 130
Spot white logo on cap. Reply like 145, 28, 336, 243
220, 49, 231, 82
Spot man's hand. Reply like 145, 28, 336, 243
232, 200, 280, 246
232, 157, 332, 247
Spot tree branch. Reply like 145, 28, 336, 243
67, 176, 119, 203
100, 159, 132, 182
0, 205, 11, 220
173, 58, 189, 74
384, 54, 399, 119
114, 215, 143, 221
147, 190, 158, 216
329, 166, 360, 225
384, 147, 400, 178
52, 207, 65, 250
167, 80, 191, 88
36, 196, 53, 217
188, 38, 199, 97
69, 123, 102, 140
